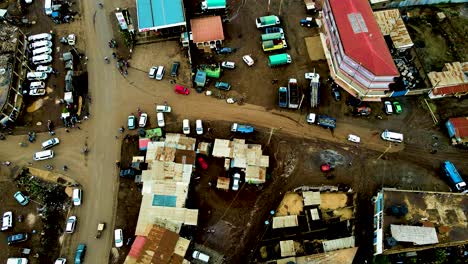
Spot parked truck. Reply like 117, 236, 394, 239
255, 15, 280, 28
268, 53, 292, 67
261, 32, 285, 41
288, 78, 300, 109
201, 0, 226, 11
308, 73, 320, 108
442, 161, 467, 192
317, 115, 336, 129
278, 87, 288, 108
304, 0, 317, 13
262, 39, 287, 52
231, 123, 254, 134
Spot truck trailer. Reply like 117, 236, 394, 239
262, 39, 287, 52
308, 73, 320, 108
256, 15, 280, 28
261, 32, 285, 41
268, 53, 292, 67
288, 78, 300, 109
231, 123, 254, 134
278, 87, 288, 108
317, 115, 336, 129
442, 161, 467, 192
201, 0, 226, 11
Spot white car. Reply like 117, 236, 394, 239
192, 250, 210, 263
36, 65, 54, 73
139, 113, 148, 127
2, 211, 13, 231
41, 137, 60, 149
72, 188, 82, 206
7, 258, 28, 264
54, 258, 67, 264
195, 119, 203, 135
29, 89, 46, 96
65, 216, 77, 233
27, 72, 48, 81
157, 112, 165, 127
242, 55, 254, 66
384, 101, 393, 115
347, 134, 361, 143
148, 66, 157, 78
221, 61, 236, 69
232, 173, 241, 191
182, 119, 190, 134
306, 113, 316, 124
114, 229, 123, 248
155, 105, 171, 113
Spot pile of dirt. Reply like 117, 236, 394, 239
276, 192, 304, 216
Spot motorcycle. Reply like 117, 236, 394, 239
45, 164, 53, 170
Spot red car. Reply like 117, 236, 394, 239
174, 84, 190, 95
197, 157, 208, 170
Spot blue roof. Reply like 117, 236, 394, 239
137, 0, 186, 31
152, 194, 177, 207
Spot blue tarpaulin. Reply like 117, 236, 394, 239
152, 194, 177, 207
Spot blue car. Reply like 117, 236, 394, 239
216, 47, 236, 54
14, 191, 29, 206
215, 82, 231, 91
75, 244, 86, 264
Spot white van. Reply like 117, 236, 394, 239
148, 66, 157, 78
28, 33, 52, 42
33, 149, 54, 161
192, 250, 210, 263
27, 72, 48, 81
32, 54, 53, 65
44, 0, 52, 15
32, 47, 52, 56
29, 40, 52, 50
381, 130, 403, 143
155, 66, 165, 80
6, 258, 28, 264
157, 112, 165, 127
30, 81, 45, 90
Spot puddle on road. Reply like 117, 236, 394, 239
26, 213, 38, 228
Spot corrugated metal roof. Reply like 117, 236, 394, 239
272, 215, 299, 229
217, 177, 230, 190
322, 236, 355, 252
136, 0, 186, 32
373, 9, 413, 49
280, 240, 296, 257
447, 117, 468, 139
390, 225, 438, 245
328, 0, 398, 76
191, 16, 225, 43
212, 139, 232, 157
303, 191, 321, 206
429, 62, 468, 89
310, 208, 320, 220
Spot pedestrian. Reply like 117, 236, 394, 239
77, 126, 81, 130
65, 129, 70, 133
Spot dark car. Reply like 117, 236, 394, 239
7, 233, 28, 245
332, 88, 341, 101
170, 62, 180, 77
75, 243, 86, 264
215, 81, 231, 91
216, 47, 236, 54
355, 106, 372, 116
120, 169, 136, 178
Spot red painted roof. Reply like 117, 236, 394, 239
449, 117, 468, 138
191, 16, 224, 43
432, 84, 468, 95
328, 0, 398, 76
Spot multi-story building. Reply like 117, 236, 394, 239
320, 0, 399, 101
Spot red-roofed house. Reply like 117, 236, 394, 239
445, 117, 468, 146
191, 16, 225, 52
320, 0, 399, 101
